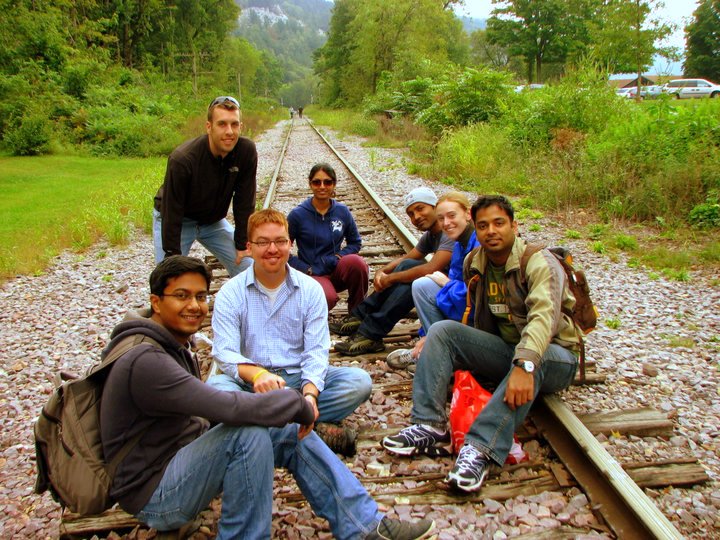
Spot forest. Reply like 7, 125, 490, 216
0, 0, 718, 232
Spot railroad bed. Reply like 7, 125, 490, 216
3, 118, 718, 540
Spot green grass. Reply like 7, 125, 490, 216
305, 106, 378, 139
0, 155, 163, 280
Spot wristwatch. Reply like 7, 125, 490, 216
513, 359, 535, 373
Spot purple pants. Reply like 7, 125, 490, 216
312, 254, 369, 313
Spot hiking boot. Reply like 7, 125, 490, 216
329, 315, 362, 336
382, 424, 451, 457
446, 444, 490, 492
334, 333, 385, 356
316, 422, 357, 456
386, 348, 414, 370
366, 516, 435, 540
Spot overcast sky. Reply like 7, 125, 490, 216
454, 0, 698, 51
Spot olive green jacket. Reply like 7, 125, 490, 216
462, 236, 581, 367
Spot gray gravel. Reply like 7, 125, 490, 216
0, 118, 718, 539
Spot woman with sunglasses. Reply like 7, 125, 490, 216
288, 163, 369, 312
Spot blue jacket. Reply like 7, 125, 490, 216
436, 224, 480, 322
287, 198, 362, 276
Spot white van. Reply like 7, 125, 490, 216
662, 79, 720, 99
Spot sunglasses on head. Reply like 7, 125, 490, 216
310, 179, 335, 187
209, 96, 240, 108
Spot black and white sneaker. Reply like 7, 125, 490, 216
382, 424, 451, 457
445, 444, 490, 492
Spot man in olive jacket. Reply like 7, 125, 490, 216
382, 195, 580, 493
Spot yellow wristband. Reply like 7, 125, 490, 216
251, 369, 269, 383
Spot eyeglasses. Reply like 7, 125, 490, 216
249, 238, 290, 248
160, 292, 212, 304
310, 179, 335, 187
209, 96, 240, 108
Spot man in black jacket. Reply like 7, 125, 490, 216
152, 96, 256, 276
100, 256, 434, 540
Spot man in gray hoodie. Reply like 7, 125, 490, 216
100, 255, 434, 540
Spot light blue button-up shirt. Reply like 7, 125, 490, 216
211, 264, 330, 391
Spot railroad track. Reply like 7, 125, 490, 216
60, 119, 706, 539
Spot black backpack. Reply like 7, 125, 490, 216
34, 333, 161, 515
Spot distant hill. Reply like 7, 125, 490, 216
234, 0, 332, 82
460, 15, 486, 33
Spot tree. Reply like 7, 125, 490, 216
588, 0, 676, 82
469, 29, 510, 69
486, 0, 588, 83
684, 0, 720, 81
314, 0, 466, 105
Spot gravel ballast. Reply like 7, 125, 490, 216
0, 119, 717, 539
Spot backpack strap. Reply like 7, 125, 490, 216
461, 275, 479, 325
98, 334, 163, 477
519, 243, 586, 383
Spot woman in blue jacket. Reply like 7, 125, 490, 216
288, 163, 369, 312
386, 191, 479, 369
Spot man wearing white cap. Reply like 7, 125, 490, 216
333, 187, 454, 356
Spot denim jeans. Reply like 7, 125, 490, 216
136, 423, 381, 540
411, 320, 577, 466
207, 365, 371, 424
352, 258, 426, 341
153, 209, 252, 277
411, 276, 444, 333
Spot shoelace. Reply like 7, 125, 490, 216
395, 350, 413, 363
401, 424, 436, 442
455, 445, 484, 473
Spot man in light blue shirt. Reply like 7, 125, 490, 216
209, 208, 372, 455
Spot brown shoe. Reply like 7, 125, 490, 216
315, 422, 357, 456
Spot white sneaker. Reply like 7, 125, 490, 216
386, 348, 414, 370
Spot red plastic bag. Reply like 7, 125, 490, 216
449, 370, 492, 453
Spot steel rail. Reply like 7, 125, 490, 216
306, 120, 417, 254
266, 118, 684, 539
263, 119, 294, 210
533, 396, 683, 540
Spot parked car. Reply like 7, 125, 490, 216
628, 85, 663, 99
615, 87, 634, 98
662, 79, 720, 99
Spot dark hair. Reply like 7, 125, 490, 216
149, 256, 212, 296
471, 195, 515, 223
308, 162, 337, 183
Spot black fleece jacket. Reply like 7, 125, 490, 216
100, 309, 314, 514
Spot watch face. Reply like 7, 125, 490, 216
524, 361, 535, 373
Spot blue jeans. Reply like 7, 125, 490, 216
411, 276, 444, 333
207, 365, 371, 424
153, 209, 252, 277
411, 320, 577, 466
136, 424, 382, 540
352, 259, 425, 341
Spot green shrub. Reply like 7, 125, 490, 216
5, 115, 52, 155
565, 229, 582, 239
613, 234, 638, 251
415, 67, 517, 134
689, 190, 720, 228
431, 123, 523, 191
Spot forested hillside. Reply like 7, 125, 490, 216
234, 0, 332, 106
